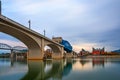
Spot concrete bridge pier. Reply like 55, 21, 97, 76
10, 49, 14, 66
52, 47, 64, 59
27, 49, 43, 60
10, 49, 14, 59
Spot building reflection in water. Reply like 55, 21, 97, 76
72, 58, 92, 71
72, 58, 106, 71
79, 59, 90, 66
92, 57, 105, 68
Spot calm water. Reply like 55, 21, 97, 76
0, 57, 120, 80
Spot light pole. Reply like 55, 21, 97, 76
44, 29, 46, 36
28, 20, 31, 29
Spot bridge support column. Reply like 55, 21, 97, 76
10, 49, 14, 66
52, 47, 64, 59
10, 49, 14, 59
41, 38, 45, 59
61, 47, 64, 58
28, 46, 44, 60
27, 38, 45, 60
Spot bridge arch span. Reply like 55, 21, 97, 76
44, 44, 62, 59
0, 15, 64, 59
0, 17, 43, 59
46, 44, 62, 59
47, 44, 61, 53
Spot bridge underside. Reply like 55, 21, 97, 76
0, 16, 64, 59
47, 44, 64, 59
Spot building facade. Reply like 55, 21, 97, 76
92, 47, 105, 55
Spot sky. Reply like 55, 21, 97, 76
0, 0, 120, 52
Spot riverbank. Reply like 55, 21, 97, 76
86, 55, 120, 58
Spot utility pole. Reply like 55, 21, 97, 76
44, 29, 46, 36
0, 0, 2, 15
28, 20, 31, 29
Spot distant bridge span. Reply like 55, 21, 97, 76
0, 15, 64, 59
0, 43, 27, 51
0, 43, 12, 50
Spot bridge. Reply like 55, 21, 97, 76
0, 15, 64, 60
0, 43, 28, 58
52, 37, 78, 58
52, 37, 72, 53
0, 43, 27, 50
0, 43, 27, 52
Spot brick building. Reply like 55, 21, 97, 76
92, 47, 105, 55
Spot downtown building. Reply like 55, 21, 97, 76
92, 47, 105, 55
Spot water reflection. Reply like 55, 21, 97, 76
62, 59, 72, 77
21, 59, 76, 80
1, 57, 120, 80
21, 60, 64, 80
0, 58, 27, 80
92, 57, 105, 68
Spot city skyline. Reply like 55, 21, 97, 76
0, 0, 120, 52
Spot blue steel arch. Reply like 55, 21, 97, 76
60, 40, 72, 53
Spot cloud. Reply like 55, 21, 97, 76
1, 0, 120, 52
73, 43, 96, 52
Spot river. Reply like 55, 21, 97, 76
0, 57, 120, 80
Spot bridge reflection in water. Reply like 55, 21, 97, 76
21, 60, 64, 80
20, 59, 76, 80
1, 57, 120, 80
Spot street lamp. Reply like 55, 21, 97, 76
44, 29, 46, 36
28, 20, 31, 29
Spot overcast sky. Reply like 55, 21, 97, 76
0, 0, 120, 52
